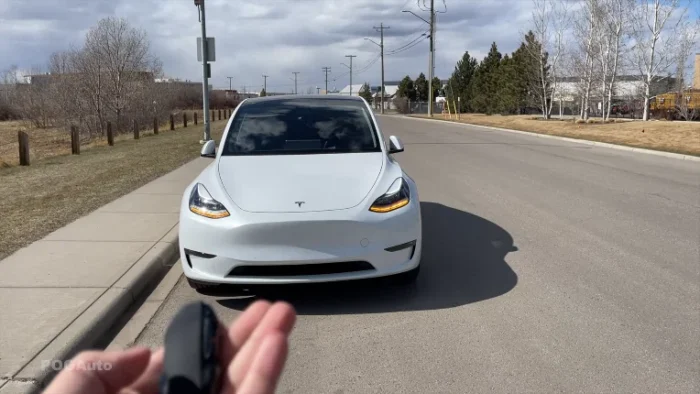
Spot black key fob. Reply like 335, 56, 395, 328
160, 302, 221, 394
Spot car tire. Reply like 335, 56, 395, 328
187, 279, 218, 291
394, 264, 420, 285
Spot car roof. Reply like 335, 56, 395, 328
240, 95, 366, 105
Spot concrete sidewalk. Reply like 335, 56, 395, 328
0, 158, 210, 394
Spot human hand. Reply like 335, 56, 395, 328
42, 300, 297, 394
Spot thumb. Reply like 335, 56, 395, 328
43, 347, 152, 394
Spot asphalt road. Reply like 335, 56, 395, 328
134, 116, 700, 393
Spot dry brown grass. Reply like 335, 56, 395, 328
0, 118, 228, 260
412, 114, 700, 156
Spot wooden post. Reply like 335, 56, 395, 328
107, 121, 114, 146
194, 112, 198, 125
218, 109, 222, 121
133, 120, 139, 139
170, 114, 175, 130
71, 126, 80, 154
211, 110, 215, 121
183, 112, 188, 128
153, 117, 159, 135
18, 131, 30, 166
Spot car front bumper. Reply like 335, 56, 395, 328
179, 196, 422, 285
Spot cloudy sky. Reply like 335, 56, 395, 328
1, 0, 698, 93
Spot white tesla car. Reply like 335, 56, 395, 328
179, 95, 421, 290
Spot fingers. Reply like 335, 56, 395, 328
121, 348, 164, 394
220, 300, 272, 364
43, 347, 151, 394
227, 302, 296, 390
236, 332, 289, 394
230, 301, 275, 350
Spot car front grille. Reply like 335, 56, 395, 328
227, 261, 375, 277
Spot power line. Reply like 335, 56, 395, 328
333, 54, 377, 81
386, 24, 429, 51
353, 54, 381, 76
386, 31, 429, 54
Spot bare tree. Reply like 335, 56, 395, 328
673, 19, 700, 120
531, 0, 570, 119
82, 17, 162, 132
572, 0, 601, 120
594, 0, 634, 121
673, 18, 699, 92
630, 0, 687, 121
0, 66, 22, 120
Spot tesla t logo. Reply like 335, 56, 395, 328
295, 201, 305, 207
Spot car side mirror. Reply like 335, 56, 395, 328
201, 140, 216, 158
388, 135, 404, 154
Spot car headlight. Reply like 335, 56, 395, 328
369, 177, 410, 213
189, 183, 230, 219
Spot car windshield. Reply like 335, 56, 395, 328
221, 98, 381, 155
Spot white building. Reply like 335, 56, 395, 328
551, 75, 676, 115
373, 85, 399, 110
336, 84, 365, 96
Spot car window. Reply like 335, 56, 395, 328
222, 98, 381, 155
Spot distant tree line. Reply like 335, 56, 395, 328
396, 73, 443, 103
395, 0, 697, 121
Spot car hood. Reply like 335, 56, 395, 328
217, 153, 384, 213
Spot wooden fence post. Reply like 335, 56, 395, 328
218, 109, 222, 120
133, 120, 139, 139
153, 117, 159, 135
71, 126, 80, 154
107, 121, 114, 146
183, 112, 188, 128
194, 112, 198, 125
18, 131, 30, 166
170, 114, 175, 130
211, 110, 215, 121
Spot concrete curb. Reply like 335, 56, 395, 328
392, 115, 700, 162
106, 263, 184, 352
10, 231, 180, 394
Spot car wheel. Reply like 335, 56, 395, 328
187, 279, 219, 291
394, 264, 420, 285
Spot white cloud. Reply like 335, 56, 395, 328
0, 0, 536, 92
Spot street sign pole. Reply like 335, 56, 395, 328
196, 0, 211, 142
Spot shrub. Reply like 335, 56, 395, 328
393, 97, 409, 114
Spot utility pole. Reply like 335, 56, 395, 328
227, 76, 233, 91
195, 0, 211, 141
428, 0, 435, 117
292, 72, 300, 95
403, 3, 436, 117
322, 67, 331, 94
262, 75, 268, 95
343, 55, 357, 95
367, 24, 389, 113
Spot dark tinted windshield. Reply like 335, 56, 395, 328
222, 98, 381, 156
